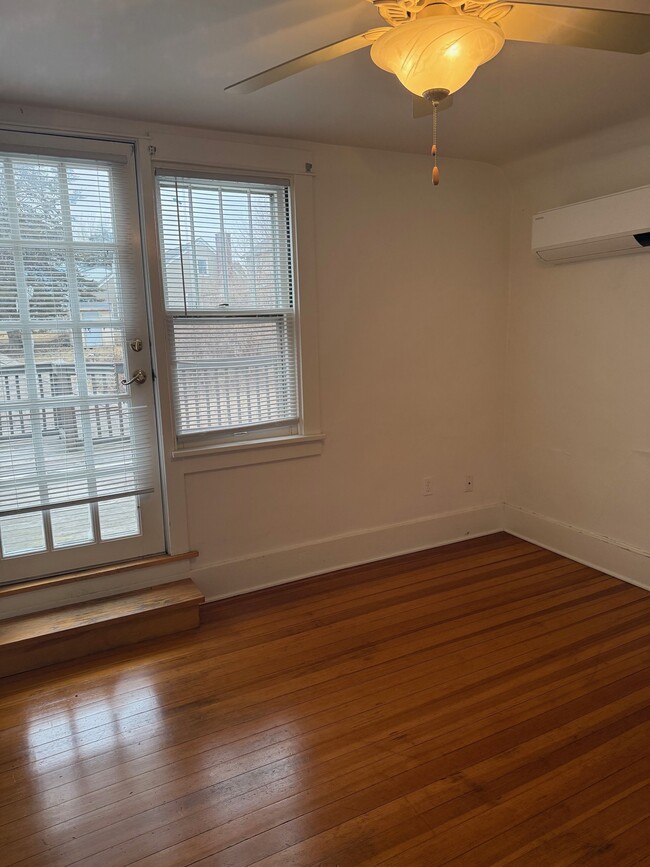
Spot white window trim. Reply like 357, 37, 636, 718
155, 169, 302, 450
172, 432, 325, 472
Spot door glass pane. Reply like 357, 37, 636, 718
0, 250, 18, 318
51, 503, 94, 549
98, 496, 140, 540
0, 512, 46, 557
24, 248, 71, 319
13, 160, 64, 240
0, 163, 10, 239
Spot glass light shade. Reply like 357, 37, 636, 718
370, 16, 505, 97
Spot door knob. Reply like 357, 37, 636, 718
121, 369, 147, 386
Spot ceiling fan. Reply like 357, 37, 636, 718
226, 1, 650, 183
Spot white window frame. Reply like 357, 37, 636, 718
154, 169, 303, 451
140, 148, 323, 475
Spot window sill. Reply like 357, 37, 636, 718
172, 433, 325, 473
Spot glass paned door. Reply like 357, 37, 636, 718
0, 132, 165, 585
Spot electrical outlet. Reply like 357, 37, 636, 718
464, 475, 474, 493
422, 477, 433, 497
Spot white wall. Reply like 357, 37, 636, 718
503, 118, 650, 586
186, 143, 510, 598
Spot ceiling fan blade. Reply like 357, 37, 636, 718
412, 94, 454, 119
501, 3, 650, 54
225, 28, 389, 94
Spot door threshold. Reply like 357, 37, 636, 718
0, 551, 199, 598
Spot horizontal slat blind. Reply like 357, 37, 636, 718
0, 150, 152, 517
156, 173, 298, 440
0, 404, 152, 516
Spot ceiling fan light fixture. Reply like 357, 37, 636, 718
370, 15, 505, 97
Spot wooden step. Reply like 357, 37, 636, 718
0, 579, 204, 678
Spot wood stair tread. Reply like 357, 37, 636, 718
0, 579, 204, 647
0, 579, 204, 677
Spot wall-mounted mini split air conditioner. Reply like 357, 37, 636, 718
532, 184, 650, 264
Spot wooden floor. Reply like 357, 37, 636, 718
1, 533, 650, 866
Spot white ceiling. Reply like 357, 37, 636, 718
0, 0, 648, 164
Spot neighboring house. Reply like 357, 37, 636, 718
163, 235, 255, 309
82, 233, 267, 314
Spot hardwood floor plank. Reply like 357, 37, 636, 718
0, 551, 571, 737
0, 552, 576, 734
257, 761, 650, 867
1, 577, 642, 827
44, 652, 648, 867
0, 536, 527, 705
358, 722, 650, 867
0, 573, 637, 815
0, 533, 648, 867
9, 651, 650, 865
450, 762, 650, 865
314, 760, 650, 867
573, 810, 650, 866
0, 565, 619, 784
147, 718, 650, 867
0, 588, 636, 788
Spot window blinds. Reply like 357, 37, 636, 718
0, 150, 153, 517
155, 172, 299, 440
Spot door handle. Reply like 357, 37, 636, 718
121, 369, 147, 386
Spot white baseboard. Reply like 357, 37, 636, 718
191, 503, 504, 603
503, 504, 650, 591
10, 501, 643, 621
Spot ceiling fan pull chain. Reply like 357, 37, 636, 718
431, 102, 440, 186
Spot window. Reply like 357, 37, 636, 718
155, 171, 299, 446
0, 145, 157, 566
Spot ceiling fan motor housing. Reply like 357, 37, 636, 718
370, 1, 511, 27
